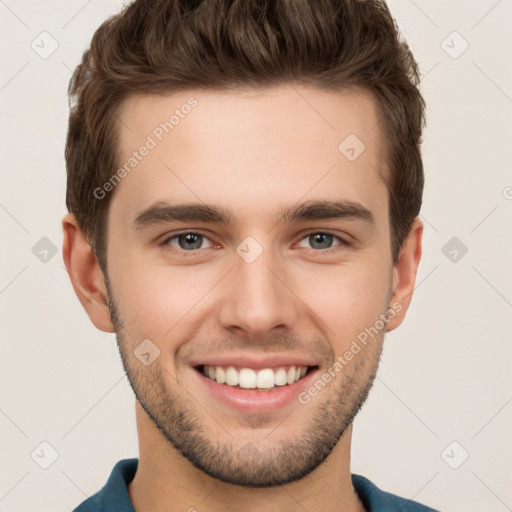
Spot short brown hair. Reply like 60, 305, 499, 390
65, 0, 425, 269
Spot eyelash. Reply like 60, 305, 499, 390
159, 230, 351, 255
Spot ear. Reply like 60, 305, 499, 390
386, 218, 423, 332
62, 213, 115, 333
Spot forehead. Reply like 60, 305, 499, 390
111, 85, 388, 226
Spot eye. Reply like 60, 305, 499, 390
162, 232, 214, 251
297, 232, 347, 251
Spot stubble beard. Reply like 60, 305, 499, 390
106, 279, 384, 487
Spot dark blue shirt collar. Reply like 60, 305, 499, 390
72, 458, 439, 512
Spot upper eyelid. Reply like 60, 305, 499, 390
161, 229, 211, 240
298, 229, 346, 239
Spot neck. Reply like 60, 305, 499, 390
128, 402, 366, 512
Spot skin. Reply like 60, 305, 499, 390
63, 85, 422, 512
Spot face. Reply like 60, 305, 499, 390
101, 86, 400, 486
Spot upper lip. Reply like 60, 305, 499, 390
190, 353, 320, 370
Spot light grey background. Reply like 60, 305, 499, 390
1, 1, 511, 511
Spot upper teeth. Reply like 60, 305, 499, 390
202, 365, 308, 389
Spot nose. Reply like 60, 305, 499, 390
216, 247, 300, 339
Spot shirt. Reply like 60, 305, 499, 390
72, 458, 440, 511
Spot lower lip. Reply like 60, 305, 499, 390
192, 367, 319, 413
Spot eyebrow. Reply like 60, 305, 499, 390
132, 199, 375, 230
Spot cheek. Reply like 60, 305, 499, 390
293, 261, 391, 342
111, 256, 216, 338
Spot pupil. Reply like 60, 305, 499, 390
311, 233, 332, 249
179, 233, 202, 250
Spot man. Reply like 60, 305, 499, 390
63, 0, 437, 510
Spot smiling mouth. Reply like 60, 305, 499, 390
196, 364, 317, 391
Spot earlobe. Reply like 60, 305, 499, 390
386, 218, 423, 332
62, 214, 115, 333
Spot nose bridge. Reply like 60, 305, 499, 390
217, 242, 299, 336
